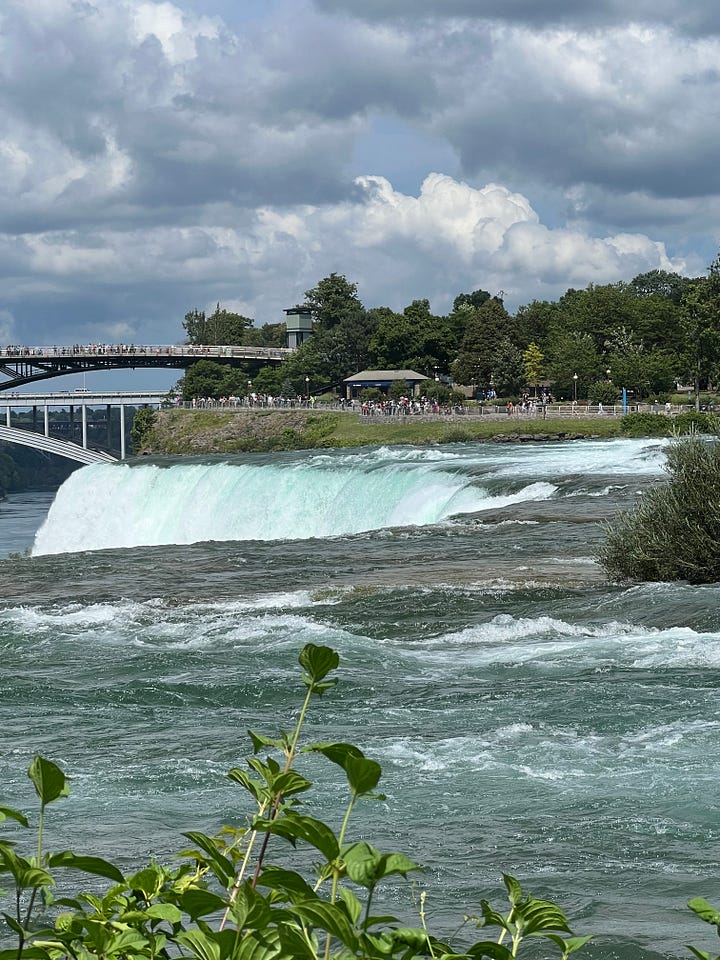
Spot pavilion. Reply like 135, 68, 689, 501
342, 369, 429, 399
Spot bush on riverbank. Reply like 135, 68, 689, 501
620, 411, 719, 437
598, 434, 720, 583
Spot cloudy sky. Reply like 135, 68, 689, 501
3, 0, 720, 373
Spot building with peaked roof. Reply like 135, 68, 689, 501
342, 369, 429, 399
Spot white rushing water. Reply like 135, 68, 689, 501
32, 439, 666, 555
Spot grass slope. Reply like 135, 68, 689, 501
139, 408, 622, 455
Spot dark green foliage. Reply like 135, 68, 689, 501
620, 413, 672, 436
0, 446, 76, 496
181, 360, 251, 400
598, 435, 720, 583
587, 380, 619, 405
183, 304, 253, 345
130, 408, 157, 452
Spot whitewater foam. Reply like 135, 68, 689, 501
33, 454, 552, 554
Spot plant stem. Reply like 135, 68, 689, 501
221, 682, 316, 928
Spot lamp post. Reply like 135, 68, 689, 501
247, 380, 252, 407
305, 376, 310, 400
573, 373, 578, 402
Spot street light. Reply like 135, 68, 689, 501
573, 373, 578, 402
606, 368, 612, 379
305, 376, 310, 399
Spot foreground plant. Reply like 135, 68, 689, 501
2, 643, 589, 959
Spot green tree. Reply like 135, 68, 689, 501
512, 299, 558, 352
492, 338, 525, 396
522, 342, 544, 396
680, 259, 720, 410
243, 322, 287, 348
183, 304, 253, 345
181, 360, 249, 400
604, 327, 649, 400
546, 331, 601, 400
627, 269, 688, 303
451, 296, 510, 389
303, 273, 363, 331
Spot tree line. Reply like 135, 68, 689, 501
179, 256, 720, 408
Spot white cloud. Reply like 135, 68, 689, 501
0, 173, 686, 342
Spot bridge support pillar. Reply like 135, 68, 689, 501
120, 404, 126, 460
32, 405, 37, 432
44, 405, 49, 437
5, 406, 9, 428
106, 404, 111, 447
81, 404, 88, 449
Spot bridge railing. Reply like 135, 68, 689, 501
0, 344, 294, 360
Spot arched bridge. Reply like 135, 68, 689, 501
0, 344, 293, 391
0, 426, 117, 464
1, 391, 168, 463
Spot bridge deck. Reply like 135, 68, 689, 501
0, 344, 294, 391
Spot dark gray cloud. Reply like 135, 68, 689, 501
314, 0, 720, 34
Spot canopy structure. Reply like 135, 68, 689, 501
342, 369, 429, 398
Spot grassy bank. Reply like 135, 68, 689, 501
138, 408, 623, 455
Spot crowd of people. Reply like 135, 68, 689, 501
359, 396, 465, 416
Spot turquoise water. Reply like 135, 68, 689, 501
1, 439, 718, 957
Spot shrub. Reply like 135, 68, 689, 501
587, 381, 618, 405
130, 407, 157, 452
620, 412, 671, 437
597, 434, 720, 583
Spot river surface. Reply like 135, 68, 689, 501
1, 438, 718, 959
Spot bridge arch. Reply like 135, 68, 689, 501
0, 344, 293, 391
0, 426, 117, 465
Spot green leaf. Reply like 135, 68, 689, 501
176, 929, 221, 960
127, 863, 165, 898
0, 807, 29, 827
687, 947, 715, 960
338, 886, 363, 925
343, 841, 381, 888
503, 874, 523, 907
179, 888, 228, 920
231, 883, 271, 930
257, 812, 339, 862
345, 755, 382, 795
181, 832, 235, 882
304, 741, 364, 768
227, 769, 264, 802
48, 851, 124, 883
545, 934, 593, 956
476, 900, 511, 931
272, 769, 312, 798
146, 902, 183, 924
256, 866, 318, 903
689, 898, 720, 927
247, 730, 284, 755
466, 941, 515, 960
275, 925, 318, 960
27, 757, 69, 806
376, 852, 422, 879
290, 899, 358, 948
234, 928, 284, 960
518, 898, 571, 935
298, 644, 340, 685
15, 864, 55, 889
